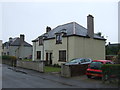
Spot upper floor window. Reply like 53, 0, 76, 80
39, 37, 43, 45
56, 34, 62, 44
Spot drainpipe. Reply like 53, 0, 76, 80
33, 42, 36, 61
67, 36, 69, 62
42, 40, 44, 60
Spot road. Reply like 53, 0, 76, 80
2, 64, 118, 88
2, 65, 76, 88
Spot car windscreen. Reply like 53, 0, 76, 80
90, 62, 103, 69
70, 59, 79, 63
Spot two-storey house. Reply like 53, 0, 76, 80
32, 15, 106, 65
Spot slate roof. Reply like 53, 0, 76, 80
32, 22, 106, 42
4, 37, 32, 47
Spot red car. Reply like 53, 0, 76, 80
86, 60, 114, 78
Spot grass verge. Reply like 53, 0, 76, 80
45, 66, 61, 72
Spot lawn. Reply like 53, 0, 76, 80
44, 66, 61, 72
22, 59, 32, 61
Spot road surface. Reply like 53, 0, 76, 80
2, 64, 118, 88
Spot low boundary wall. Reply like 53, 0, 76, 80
17, 60, 45, 72
61, 64, 89, 77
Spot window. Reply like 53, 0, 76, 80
85, 59, 90, 62
39, 37, 43, 45
56, 34, 62, 44
37, 51, 41, 59
81, 59, 85, 63
106, 62, 113, 64
7, 52, 9, 55
59, 50, 66, 62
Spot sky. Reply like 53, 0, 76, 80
0, 0, 119, 44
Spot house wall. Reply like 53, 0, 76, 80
7, 46, 32, 59
3, 44, 9, 56
33, 36, 105, 65
9, 46, 19, 57
44, 37, 68, 65
18, 46, 32, 59
73, 37, 105, 60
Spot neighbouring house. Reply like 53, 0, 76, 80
32, 15, 106, 65
3, 34, 32, 59
0, 40, 2, 57
106, 42, 120, 60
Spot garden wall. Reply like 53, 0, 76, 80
61, 64, 89, 77
17, 60, 45, 72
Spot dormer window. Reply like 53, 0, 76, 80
39, 37, 43, 45
56, 34, 62, 44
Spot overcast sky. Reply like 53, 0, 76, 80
0, 0, 119, 44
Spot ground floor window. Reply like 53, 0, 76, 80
37, 51, 41, 59
59, 50, 66, 62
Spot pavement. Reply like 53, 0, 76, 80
5, 65, 119, 88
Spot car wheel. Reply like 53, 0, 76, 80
87, 75, 92, 78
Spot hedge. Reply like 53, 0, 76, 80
2, 55, 17, 66
101, 64, 120, 85
2, 55, 17, 60
101, 64, 120, 76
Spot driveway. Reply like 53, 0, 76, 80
2, 64, 119, 88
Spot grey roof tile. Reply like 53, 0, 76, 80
5, 37, 32, 47
33, 22, 105, 41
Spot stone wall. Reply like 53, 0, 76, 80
61, 64, 89, 77
17, 60, 45, 72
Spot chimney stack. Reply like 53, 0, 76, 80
46, 26, 51, 33
20, 34, 24, 44
87, 14, 94, 38
9, 37, 12, 42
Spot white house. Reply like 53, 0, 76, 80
3, 34, 32, 59
32, 15, 106, 65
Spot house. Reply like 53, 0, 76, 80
32, 15, 106, 65
106, 42, 120, 60
3, 34, 32, 59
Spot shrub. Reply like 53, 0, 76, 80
53, 64, 61, 67
2, 55, 17, 60
101, 64, 120, 84
101, 64, 120, 76
2, 55, 17, 66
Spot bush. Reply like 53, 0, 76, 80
101, 64, 120, 76
2, 55, 17, 60
2, 55, 17, 66
101, 64, 120, 84
53, 64, 61, 67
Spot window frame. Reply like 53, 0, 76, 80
37, 51, 41, 60
39, 37, 43, 45
56, 34, 62, 44
59, 50, 66, 62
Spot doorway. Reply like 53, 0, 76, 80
46, 52, 53, 65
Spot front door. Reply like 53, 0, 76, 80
46, 53, 48, 65
49, 53, 52, 65
46, 52, 52, 65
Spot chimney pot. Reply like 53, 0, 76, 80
20, 34, 25, 44
46, 26, 51, 33
9, 37, 12, 42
